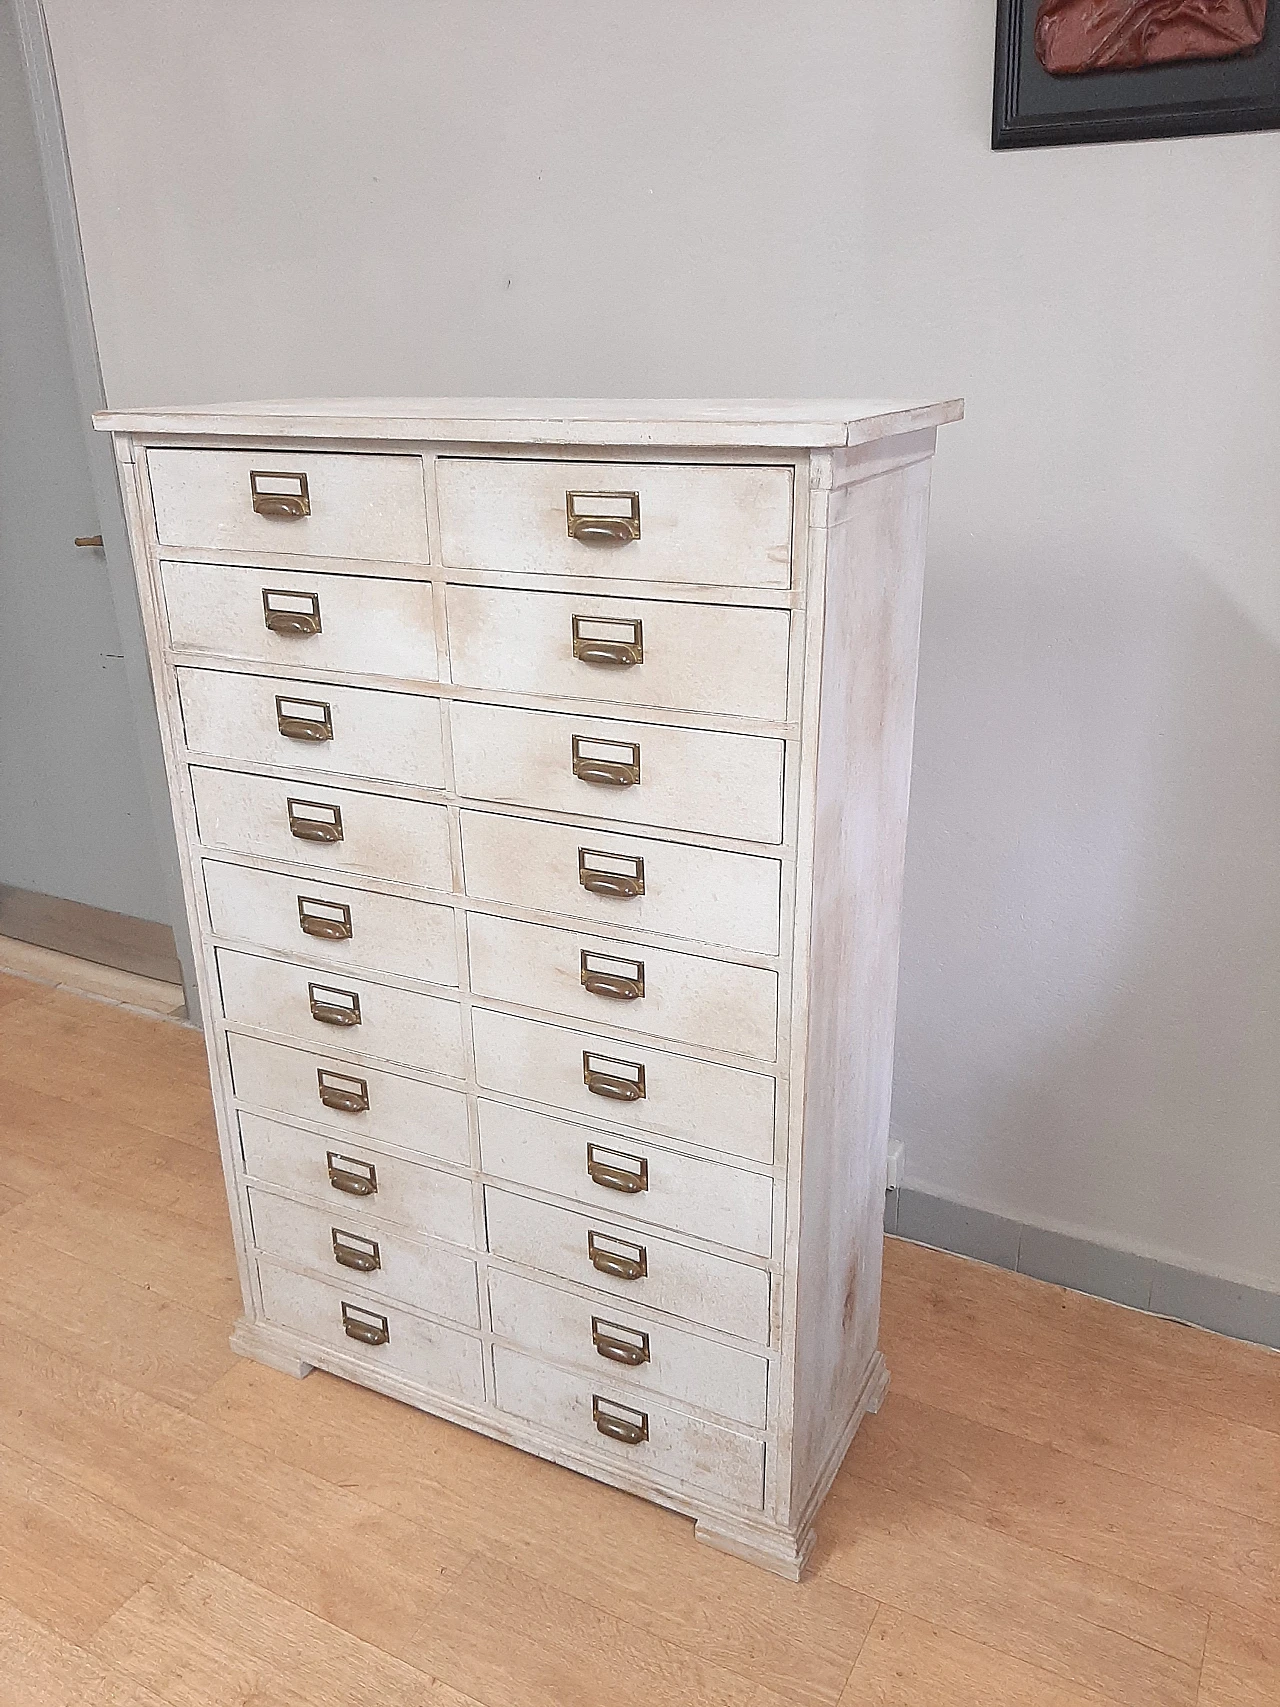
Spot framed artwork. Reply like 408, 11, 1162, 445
993, 0, 1280, 147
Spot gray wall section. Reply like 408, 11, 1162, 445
40, 0, 1280, 1292
0, 0, 168, 921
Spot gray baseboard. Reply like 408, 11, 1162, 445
885, 1185, 1280, 1353
0, 884, 183, 985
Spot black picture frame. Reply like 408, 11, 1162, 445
993, 0, 1280, 148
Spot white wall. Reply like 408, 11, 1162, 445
43, 0, 1280, 1288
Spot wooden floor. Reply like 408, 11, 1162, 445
1, 971, 1277, 1707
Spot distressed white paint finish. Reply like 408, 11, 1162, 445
477, 1098, 774, 1257
471, 1006, 776, 1165
190, 766, 453, 889
146, 447, 431, 562
466, 911, 778, 1060
460, 809, 783, 956
445, 584, 789, 720
451, 701, 784, 843
204, 859, 457, 986
227, 1033, 471, 1166
487, 1267, 770, 1429
178, 668, 445, 790
438, 457, 793, 588
485, 1188, 771, 1344
162, 560, 438, 680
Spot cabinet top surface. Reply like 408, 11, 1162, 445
94, 395, 963, 448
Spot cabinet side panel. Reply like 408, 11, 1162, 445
790, 453, 933, 1511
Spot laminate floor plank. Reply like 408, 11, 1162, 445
1197, 1602, 1280, 1706
0, 1596, 168, 1707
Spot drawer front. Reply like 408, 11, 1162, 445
238, 1111, 474, 1247
178, 669, 445, 790
484, 1187, 770, 1343
190, 767, 452, 890
478, 1100, 773, 1258
445, 585, 789, 720
147, 449, 431, 563
249, 1187, 479, 1326
493, 1346, 764, 1508
204, 861, 457, 987
451, 702, 783, 843
460, 810, 781, 956
258, 1261, 484, 1402
227, 1033, 470, 1167
472, 1008, 775, 1165
467, 912, 777, 1061
162, 561, 438, 680
218, 948, 466, 1078
437, 458, 792, 590
488, 1269, 769, 1429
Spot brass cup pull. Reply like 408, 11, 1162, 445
341, 1302, 389, 1346
566, 490, 641, 546
584, 1052, 646, 1103
251, 469, 310, 519
572, 736, 640, 789
276, 695, 333, 743
288, 798, 343, 844
327, 1151, 377, 1196
581, 951, 644, 1002
317, 1069, 369, 1114
332, 1229, 380, 1273
587, 1144, 648, 1195
592, 1317, 650, 1367
572, 616, 644, 668
309, 984, 361, 1027
298, 896, 353, 941
576, 638, 640, 666
579, 871, 642, 899
592, 1397, 649, 1445
263, 588, 322, 636
588, 1230, 647, 1282
75, 535, 104, 547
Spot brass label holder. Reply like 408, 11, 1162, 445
317, 1069, 370, 1114
592, 1395, 649, 1445
263, 587, 322, 636
340, 1300, 389, 1346
587, 1228, 647, 1282
572, 614, 643, 667
566, 490, 640, 546
298, 894, 353, 941
587, 1141, 648, 1195
578, 847, 644, 899
583, 1050, 645, 1102
591, 1316, 651, 1367
327, 1150, 377, 1195
250, 469, 310, 519
580, 948, 644, 1001
332, 1227, 381, 1273
572, 734, 640, 788
288, 797, 343, 843
276, 695, 333, 743
308, 983, 361, 1027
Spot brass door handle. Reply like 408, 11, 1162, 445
572, 616, 643, 667
572, 738, 640, 788
592, 1317, 650, 1367
276, 696, 333, 743
288, 798, 343, 843
74, 535, 104, 548
317, 1070, 368, 1113
592, 1397, 649, 1444
587, 1144, 648, 1194
332, 1229, 380, 1273
251, 470, 310, 518
263, 588, 322, 635
580, 951, 644, 1002
327, 1151, 377, 1195
578, 849, 644, 899
341, 1303, 388, 1346
567, 491, 640, 545
309, 984, 361, 1027
298, 896, 353, 941
588, 1230, 647, 1282
584, 1053, 645, 1102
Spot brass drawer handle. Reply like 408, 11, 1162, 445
341, 1301, 388, 1346
588, 1229, 647, 1282
317, 1069, 368, 1114
581, 949, 643, 1002
288, 798, 343, 843
276, 695, 333, 743
583, 1051, 645, 1102
572, 615, 643, 668
592, 1396, 649, 1445
251, 469, 310, 519
566, 490, 640, 546
298, 895, 353, 941
572, 735, 639, 788
309, 983, 361, 1027
578, 848, 644, 900
587, 1142, 648, 1195
592, 1316, 650, 1367
327, 1150, 377, 1195
263, 588, 321, 636
332, 1228, 380, 1273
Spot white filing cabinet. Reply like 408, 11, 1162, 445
99, 397, 960, 1578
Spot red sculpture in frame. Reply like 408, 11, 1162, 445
1035, 0, 1267, 74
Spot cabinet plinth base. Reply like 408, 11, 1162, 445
694, 1515, 815, 1581
231, 1317, 314, 1380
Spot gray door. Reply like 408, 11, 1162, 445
0, 1, 168, 928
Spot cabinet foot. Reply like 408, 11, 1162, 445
694, 1514, 816, 1582
230, 1318, 314, 1380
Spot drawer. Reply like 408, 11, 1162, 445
190, 767, 452, 890
488, 1268, 769, 1429
249, 1187, 479, 1326
238, 1111, 474, 1246
466, 912, 777, 1061
218, 948, 465, 1078
493, 1346, 764, 1509
258, 1261, 484, 1403
437, 458, 792, 590
227, 1033, 470, 1167
178, 669, 444, 790
450, 703, 784, 843
472, 1008, 775, 1165
445, 585, 788, 721
162, 561, 438, 680
204, 861, 457, 986
484, 1187, 770, 1343
147, 449, 430, 563
460, 810, 781, 956
478, 1100, 773, 1258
